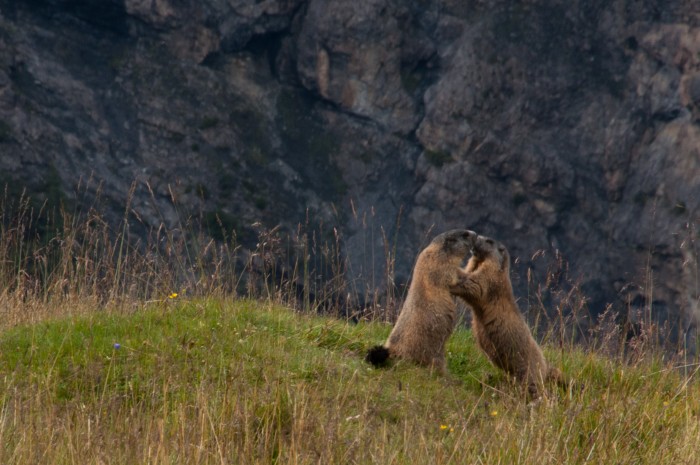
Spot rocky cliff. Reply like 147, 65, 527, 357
1, 0, 699, 340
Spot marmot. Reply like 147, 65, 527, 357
450, 234, 563, 398
366, 229, 476, 374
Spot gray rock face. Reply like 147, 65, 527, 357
297, 0, 423, 134
0, 0, 698, 341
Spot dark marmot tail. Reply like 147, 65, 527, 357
366, 345, 391, 367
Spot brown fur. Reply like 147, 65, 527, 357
366, 229, 475, 374
450, 235, 563, 398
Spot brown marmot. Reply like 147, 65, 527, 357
450, 234, 563, 398
366, 229, 476, 374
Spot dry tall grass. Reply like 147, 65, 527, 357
1, 182, 700, 463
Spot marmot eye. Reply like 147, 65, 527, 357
486, 239, 494, 245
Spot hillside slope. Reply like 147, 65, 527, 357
0, 299, 697, 464
0, 1, 698, 333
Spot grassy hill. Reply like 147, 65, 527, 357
0, 299, 698, 464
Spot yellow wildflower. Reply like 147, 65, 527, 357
490, 410, 498, 417
440, 425, 448, 431
168, 292, 178, 299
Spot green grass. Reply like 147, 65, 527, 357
0, 299, 698, 464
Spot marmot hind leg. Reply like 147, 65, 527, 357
547, 366, 567, 389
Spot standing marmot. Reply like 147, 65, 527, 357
450, 234, 563, 398
366, 229, 476, 374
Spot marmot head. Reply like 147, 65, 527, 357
457, 234, 514, 302
467, 234, 510, 275
426, 229, 477, 265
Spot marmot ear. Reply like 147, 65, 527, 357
498, 246, 509, 271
